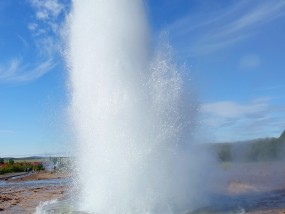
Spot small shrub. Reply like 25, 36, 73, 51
0, 162, 44, 174
8, 159, 14, 165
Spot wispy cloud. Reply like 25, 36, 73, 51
29, 0, 64, 20
168, 0, 285, 57
201, 98, 285, 142
0, 58, 55, 83
201, 98, 269, 118
28, 0, 66, 56
17, 35, 29, 49
0, 0, 67, 84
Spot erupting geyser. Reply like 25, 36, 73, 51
67, 0, 206, 213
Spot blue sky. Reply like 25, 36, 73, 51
0, 0, 285, 156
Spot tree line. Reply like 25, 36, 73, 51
216, 130, 285, 162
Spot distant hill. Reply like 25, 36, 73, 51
14, 156, 45, 160
279, 130, 285, 141
215, 130, 285, 162
1, 156, 47, 161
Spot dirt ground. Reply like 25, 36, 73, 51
0, 171, 69, 213
0, 185, 67, 213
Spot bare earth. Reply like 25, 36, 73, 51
0, 171, 68, 213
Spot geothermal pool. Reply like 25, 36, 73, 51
36, 161, 285, 213
37, 186, 285, 213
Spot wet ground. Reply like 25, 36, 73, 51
194, 189, 285, 213
0, 172, 69, 213
192, 160, 285, 213
1, 161, 285, 213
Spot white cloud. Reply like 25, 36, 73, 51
201, 98, 268, 118
36, 11, 49, 20
28, 23, 38, 31
168, 0, 285, 56
201, 98, 285, 142
29, 0, 64, 20
0, 58, 55, 83
28, 0, 66, 55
